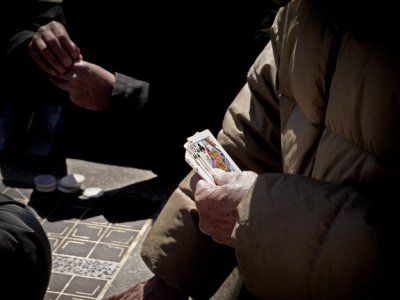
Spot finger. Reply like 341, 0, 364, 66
212, 168, 239, 185
41, 29, 73, 69
59, 36, 81, 62
193, 180, 218, 206
29, 47, 59, 76
49, 21, 81, 62
189, 173, 202, 191
33, 36, 66, 74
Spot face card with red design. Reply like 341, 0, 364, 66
184, 129, 240, 183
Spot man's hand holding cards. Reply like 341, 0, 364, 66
184, 129, 241, 183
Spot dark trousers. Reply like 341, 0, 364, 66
0, 194, 52, 299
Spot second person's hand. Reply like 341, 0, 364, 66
29, 21, 81, 76
49, 60, 116, 111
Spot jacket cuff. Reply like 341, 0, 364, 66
111, 72, 150, 111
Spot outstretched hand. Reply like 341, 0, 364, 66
49, 60, 116, 111
190, 169, 257, 246
29, 21, 81, 75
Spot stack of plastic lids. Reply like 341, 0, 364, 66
33, 173, 85, 194
33, 174, 57, 192
57, 174, 86, 193
33, 173, 104, 199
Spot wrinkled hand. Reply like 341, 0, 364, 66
49, 60, 116, 111
29, 21, 81, 75
190, 169, 257, 246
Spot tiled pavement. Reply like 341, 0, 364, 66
0, 153, 176, 300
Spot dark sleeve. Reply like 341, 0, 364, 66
233, 173, 386, 299
7, 1, 65, 55
109, 72, 150, 112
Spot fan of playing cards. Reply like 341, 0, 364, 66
184, 129, 241, 184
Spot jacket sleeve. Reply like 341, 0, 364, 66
232, 173, 382, 299
226, 2, 384, 298
7, 1, 65, 55
109, 72, 150, 112
217, 6, 285, 174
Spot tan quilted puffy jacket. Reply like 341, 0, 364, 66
219, 0, 400, 298
141, 0, 399, 298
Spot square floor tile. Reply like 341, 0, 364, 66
63, 276, 107, 298
43, 291, 61, 300
42, 220, 76, 237
89, 243, 128, 263
70, 223, 105, 242
101, 227, 138, 245
47, 272, 73, 293
55, 239, 96, 257
48, 236, 64, 251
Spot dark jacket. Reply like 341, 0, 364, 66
3, 1, 279, 173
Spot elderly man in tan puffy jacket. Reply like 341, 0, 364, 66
106, 0, 399, 299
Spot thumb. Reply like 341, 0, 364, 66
189, 173, 202, 191
212, 168, 237, 185
194, 177, 217, 197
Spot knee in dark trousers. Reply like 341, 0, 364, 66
0, 194, 52, 299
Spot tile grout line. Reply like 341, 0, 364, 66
96, 218, 153, 300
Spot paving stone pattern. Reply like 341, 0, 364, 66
0, 155, 174, 300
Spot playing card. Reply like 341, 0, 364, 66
184, 149, 214, 183
184, 129, 240, 183
184, 141, 213, 175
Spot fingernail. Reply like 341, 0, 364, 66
63, 57, 72, 67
